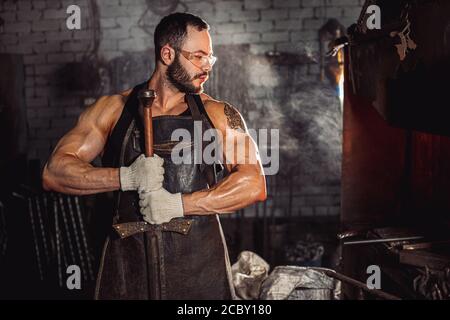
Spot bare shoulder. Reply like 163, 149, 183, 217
200, 93, 246, 131
78, 89, 131, 135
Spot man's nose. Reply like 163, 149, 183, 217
202, 64, 212, 72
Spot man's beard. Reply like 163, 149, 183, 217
166, 54, 206, 94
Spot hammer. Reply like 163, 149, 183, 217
138, 89, 157, 157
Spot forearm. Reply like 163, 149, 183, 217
182, 167, 266, 215
43, 155, 120, 195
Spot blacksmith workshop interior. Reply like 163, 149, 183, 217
0, 0, 450, 300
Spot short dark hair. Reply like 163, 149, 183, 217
154, 12, 209, 62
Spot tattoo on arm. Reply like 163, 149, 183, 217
224, 103, 244, 130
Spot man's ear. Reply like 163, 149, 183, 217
160, 45, 176, 66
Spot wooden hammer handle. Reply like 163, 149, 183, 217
143, 106, 153, 157
138, 89, 157, 157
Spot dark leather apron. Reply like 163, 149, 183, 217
94, 81, 235, 300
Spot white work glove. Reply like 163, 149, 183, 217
138, 188, 184, 224
119, 154, 164, 192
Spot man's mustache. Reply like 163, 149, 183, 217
193, 72, 208, 80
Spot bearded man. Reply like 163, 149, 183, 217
42, 12, 266, 300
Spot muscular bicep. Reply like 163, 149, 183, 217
51, 122, 106, 164
48, 96, 120, 165
207, 101, 263, 173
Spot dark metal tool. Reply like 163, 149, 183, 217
343, 236, 424, 245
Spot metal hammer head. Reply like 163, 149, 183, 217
138, 89, 157, 108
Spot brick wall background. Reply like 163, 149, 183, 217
0, 0, 365, 218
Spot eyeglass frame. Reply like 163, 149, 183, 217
178, 49, 217, 69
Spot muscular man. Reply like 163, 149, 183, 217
42, 12, 266, 300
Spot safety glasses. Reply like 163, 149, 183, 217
179, 49, 217, 69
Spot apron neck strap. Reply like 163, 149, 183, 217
185, 94, 203, 121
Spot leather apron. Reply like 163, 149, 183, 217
94, 81, 235, 300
